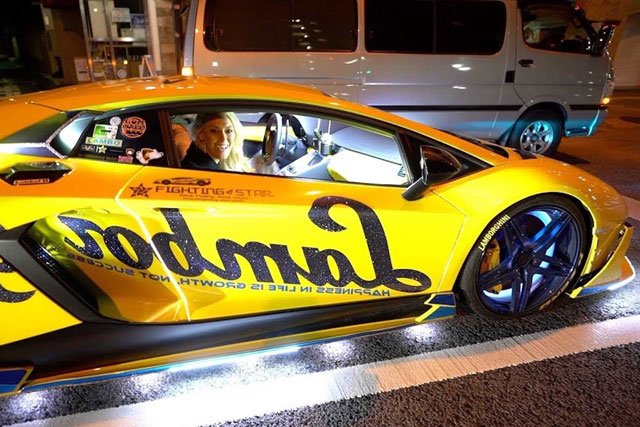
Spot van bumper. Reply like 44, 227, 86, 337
564, 105, 608, 137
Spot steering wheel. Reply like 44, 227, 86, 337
262, 113, 285, 166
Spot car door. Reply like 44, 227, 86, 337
109, 105, 469, 324
38, 103, 467, 325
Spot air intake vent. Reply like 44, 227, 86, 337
20, 234, 100, 312
1, 161, 71, 186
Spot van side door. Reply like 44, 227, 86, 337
513, 1, 609, 123
190, 0, 362, 101
359, 0, 511, 140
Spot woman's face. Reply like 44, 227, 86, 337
198, 117, 234, 160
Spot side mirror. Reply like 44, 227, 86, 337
591, 22, 618, 57
402, 145, 462, 201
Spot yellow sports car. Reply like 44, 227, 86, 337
0, 76, 634, 396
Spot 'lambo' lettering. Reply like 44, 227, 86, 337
59, 196, 431, 293
0, 226, 12, 274
0, 283, 35, 303
0, 259, 13, 273
0, 224, 34, 303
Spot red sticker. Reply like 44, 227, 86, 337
121, 117, 147, 139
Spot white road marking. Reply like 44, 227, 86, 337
10, 315, 640, 427
624, 196, 640, 221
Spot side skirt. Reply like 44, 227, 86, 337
1, 292, 456, 395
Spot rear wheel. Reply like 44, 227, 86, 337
460, 196, 587, 319
507, 110, 562, 155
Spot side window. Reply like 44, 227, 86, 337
168, 108, 408, 187
435, 1, 506, 54
366, 0, 435, 53
522, 3, 592, 54
75, 110, 168, 166
203, 0, 357, 52
366, 0, 505, 55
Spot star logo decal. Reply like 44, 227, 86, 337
129, 183, 152, 198
97, 145, 107, 154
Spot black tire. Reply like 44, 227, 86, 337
507, 109, 562, 155
459, 195, 588, 320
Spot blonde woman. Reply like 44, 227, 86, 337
183, 112, 249, 171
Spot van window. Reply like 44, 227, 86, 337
365, 0, 506, 55
203, 0, 357, 52
365, 0, 434, 53
522, 3, 593, 54
435, 1, 506, 54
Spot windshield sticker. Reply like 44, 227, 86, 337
110, 116, 122, 126
121, 116, 147, 138
118, 155, 134, 164
136, 148, 164, 164
85, 137, 123, 147
58, 196, 432, 294
93, 124, 118, 139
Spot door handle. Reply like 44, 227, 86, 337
518, 59, 534, 67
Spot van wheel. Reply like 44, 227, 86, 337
508, 110, 562, 155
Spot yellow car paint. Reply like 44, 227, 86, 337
0, 75, 634, 397
0, 265, 79, 346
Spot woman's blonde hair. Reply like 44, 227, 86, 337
191, 112, 248, 171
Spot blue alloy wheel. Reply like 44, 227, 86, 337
460, 197, 587, 319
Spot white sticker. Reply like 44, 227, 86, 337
93, 124, 118, 139
110, 116, 122, 126
136, 148, 164, 165
85, 136, 123, 147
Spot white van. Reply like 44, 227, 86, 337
182, 0, 617, 155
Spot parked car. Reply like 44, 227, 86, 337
182, 0, 618, 155
0, 75, 633, 396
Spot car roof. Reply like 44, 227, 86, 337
11, 76, 333, 112
2, 75, 511, 166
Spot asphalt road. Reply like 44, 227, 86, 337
0, 90, 639, 427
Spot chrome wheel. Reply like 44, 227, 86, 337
519, 120, 555, 154
507, 110, 562, 156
